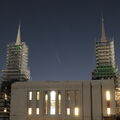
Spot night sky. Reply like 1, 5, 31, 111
0, 0, 120, 81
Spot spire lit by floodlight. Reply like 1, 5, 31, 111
15, 24, 21, 45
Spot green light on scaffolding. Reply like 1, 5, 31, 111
16, 45, 21, 49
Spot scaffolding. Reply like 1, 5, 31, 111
92, 65, 117, 80
0, 26, 30, 120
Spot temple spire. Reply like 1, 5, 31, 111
101, 17, 107, 42
15, 24, 21, 45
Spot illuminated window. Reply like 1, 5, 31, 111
106, 91, 110, 100
4, 108, 7, 113
58, 92, 61, 114
67, 108, 70, 115
45, 92, 48, 114
29, 91, 32, 100
4, 94, 8, 100
36, 108, 39, 115
36, 91, 40, 100
28, 108, 32, 115
74, 107, 79, 116
50, 91, 56, 115
107, 108, 111, 116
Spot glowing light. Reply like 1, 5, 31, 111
50, 91, 56, 100
45, 93, 48, 114
36, 91, 40, 100
45, 94, 48, 101
4, 108, 7, 113
58, 93, 61, 114
58, 94, 61, 101
107, 108, 111, 116
74, 107, 79, 116
36, 108, 39, 115
4, 94, 8, 100
29, 91, 32, 100
28, 108, 32, 115
50, 91, 56, 115
106, 91, 110, 100
67, 108, 70, 115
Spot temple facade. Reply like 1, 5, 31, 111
10, 80, 116, 120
